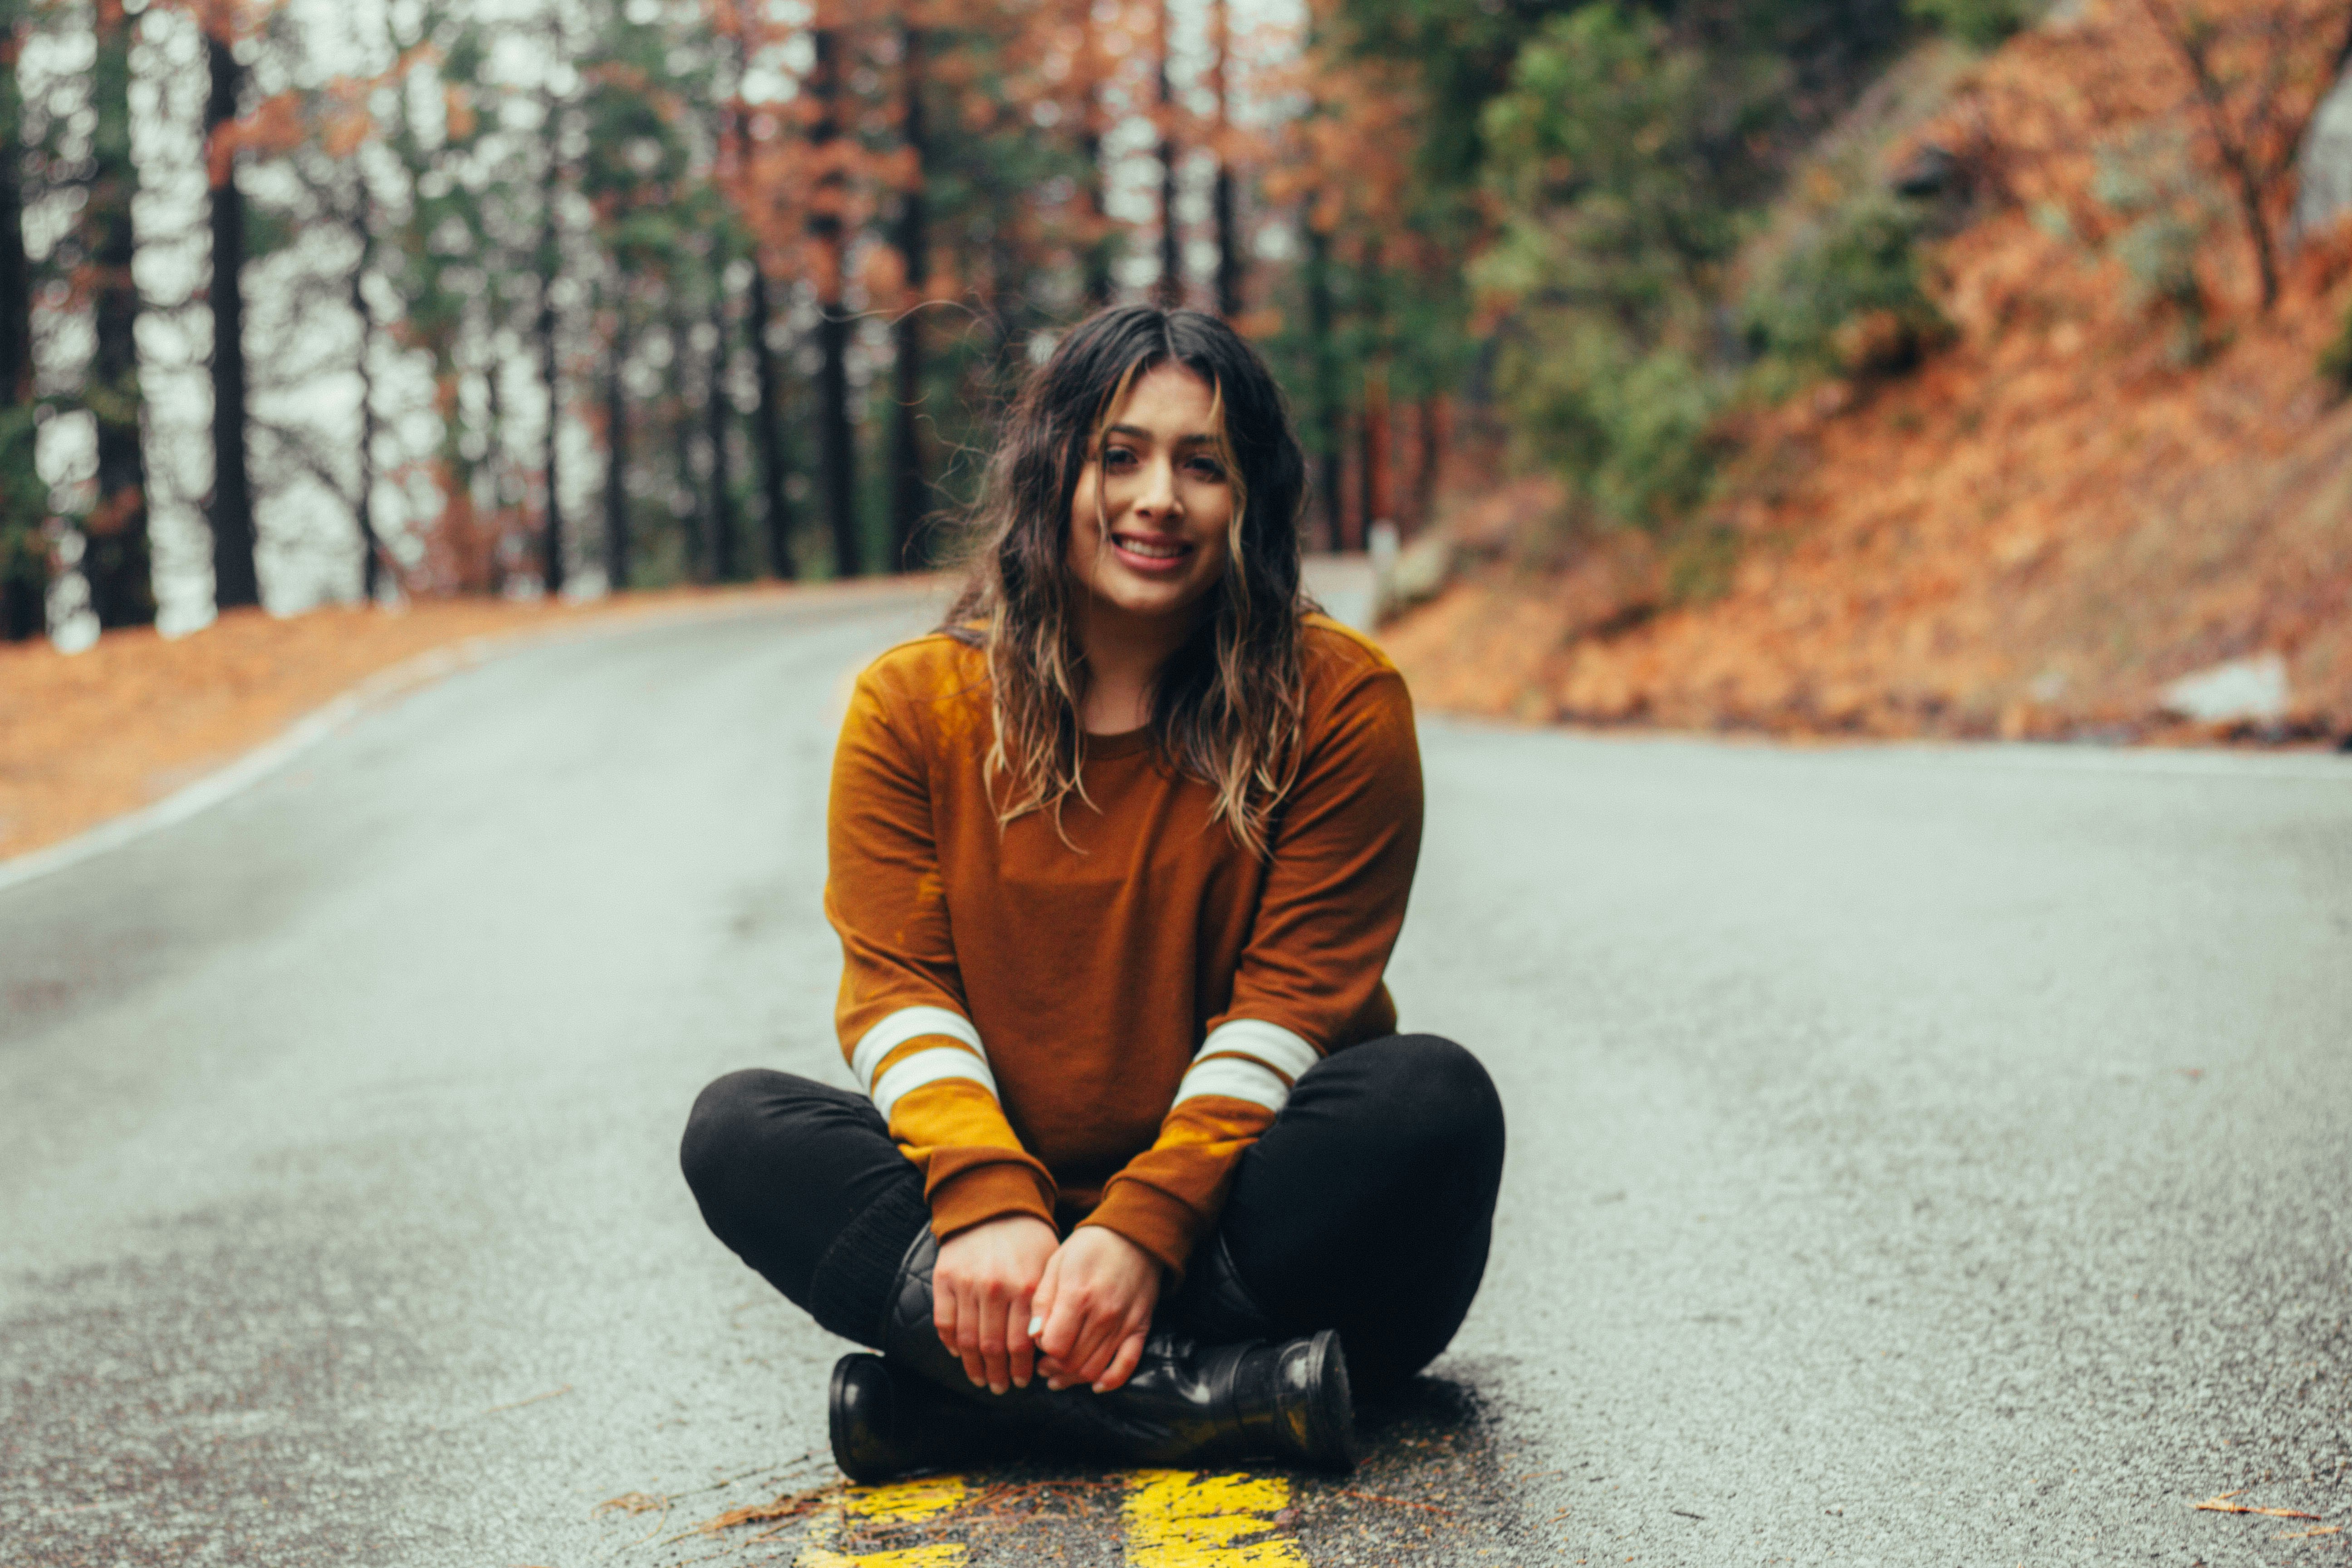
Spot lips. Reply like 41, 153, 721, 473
1110, 533, 1194, 573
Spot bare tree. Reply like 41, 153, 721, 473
2138, 0, 2352, 309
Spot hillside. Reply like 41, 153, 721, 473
1385, 0, 2352, 744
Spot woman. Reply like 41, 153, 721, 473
681, 305, 1503, 1482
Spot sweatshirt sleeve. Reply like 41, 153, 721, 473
825, 662, 1058, 1240
1083, 659, 1424, 1276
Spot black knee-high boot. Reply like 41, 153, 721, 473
828, 1227, 1358, 1483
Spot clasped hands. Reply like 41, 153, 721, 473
931, 1214, 1160, 1396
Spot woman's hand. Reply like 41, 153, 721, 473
933, 1214, 1059, 1394
1030, 1226, 1162, 1393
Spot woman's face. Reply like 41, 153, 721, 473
1064, 362, 1235, 630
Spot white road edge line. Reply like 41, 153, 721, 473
0, 584, 933, 899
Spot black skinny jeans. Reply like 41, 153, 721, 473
681, 1034, 1505, 1392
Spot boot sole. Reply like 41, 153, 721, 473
1300, 1329, 1362, 1472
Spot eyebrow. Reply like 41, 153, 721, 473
1104, 423, 1218, 446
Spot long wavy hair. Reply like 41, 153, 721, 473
943, 305, 1311, 857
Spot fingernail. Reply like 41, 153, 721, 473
1046, 1378, 1065, 1392
990, 1381, 1007, 1396
1027, 1317, 1043, 1336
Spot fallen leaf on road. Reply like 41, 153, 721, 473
2194, 1491, 2320, 1519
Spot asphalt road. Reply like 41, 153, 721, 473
3, 584, 2347, 1568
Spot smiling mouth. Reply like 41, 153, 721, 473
1112, 534, 1192, 563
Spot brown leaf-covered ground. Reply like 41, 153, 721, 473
1385, 0, 2352, 745
0, 586, 810, 863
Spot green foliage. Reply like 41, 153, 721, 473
1472, 4, 1792, 530
1467, 0, 1938, 534
1499, 320, 1722, 528
0, 403, 48, 639
1906, 0, 2037, 49
2320, 305, 2352, 394
1479, 7, 1771, 325
1743, 192, 1944, 381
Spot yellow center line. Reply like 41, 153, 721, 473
1123, 1470, 1307, 1567
797, 1476, 971, 1567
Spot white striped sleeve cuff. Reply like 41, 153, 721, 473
1171, 1019, 1322, 1115
849, 1004, 996, 1121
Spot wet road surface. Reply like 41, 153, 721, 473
4, 584, 2348, 1567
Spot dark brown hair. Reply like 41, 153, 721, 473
943, 305, 1311, 855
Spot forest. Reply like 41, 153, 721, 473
0, 0, 1480, 644
0, 0, 2345, 677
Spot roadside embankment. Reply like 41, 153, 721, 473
1383, 1, 2352, 748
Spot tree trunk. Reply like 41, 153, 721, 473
1304, 222, 1343, 552
706, 282, 740, 582
1080, 5, 1112, 309
85, 2, 149, 629
603, 305, 630, 591
742, 259, 797, 579
1358, 363, 1390, 539
1155, 0, 1182, 309
0, 1, 27, 404
891, 20, 929, 572
0, 0, 44, 641
205, 30, 258, 611
350, 215, 383, 602
483, 358, 509, 594
1353, 237, 1386, 548
811, 21, 860, 578
727, 1, 797, 579
667, 304, 706, 582
536, 122, 565, 595
1210, 0, 1240, 319
1414, 392, 1446, 535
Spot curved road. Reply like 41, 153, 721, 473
3, 587, 2347, 1567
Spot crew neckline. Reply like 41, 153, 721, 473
1079, 726, 1153, 760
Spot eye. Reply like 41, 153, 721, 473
1102, 443, 1138, 470
1184, 454, 1227, 481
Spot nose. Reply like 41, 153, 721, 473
1131, 455, 1183, 522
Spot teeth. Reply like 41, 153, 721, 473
1117, 538, 1185, 559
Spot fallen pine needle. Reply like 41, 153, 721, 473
2276, 1525, 2342, 1539
2194, 1491, 2320, 1520
595, 1493, 666, 1516
1338, 1488, 1455, 1517
484, 1385, 573, 1416
676, 1483, 842, 1540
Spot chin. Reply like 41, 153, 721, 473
1094, 568, 1219, 622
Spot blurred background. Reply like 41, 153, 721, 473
2, 0, 2349, 856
